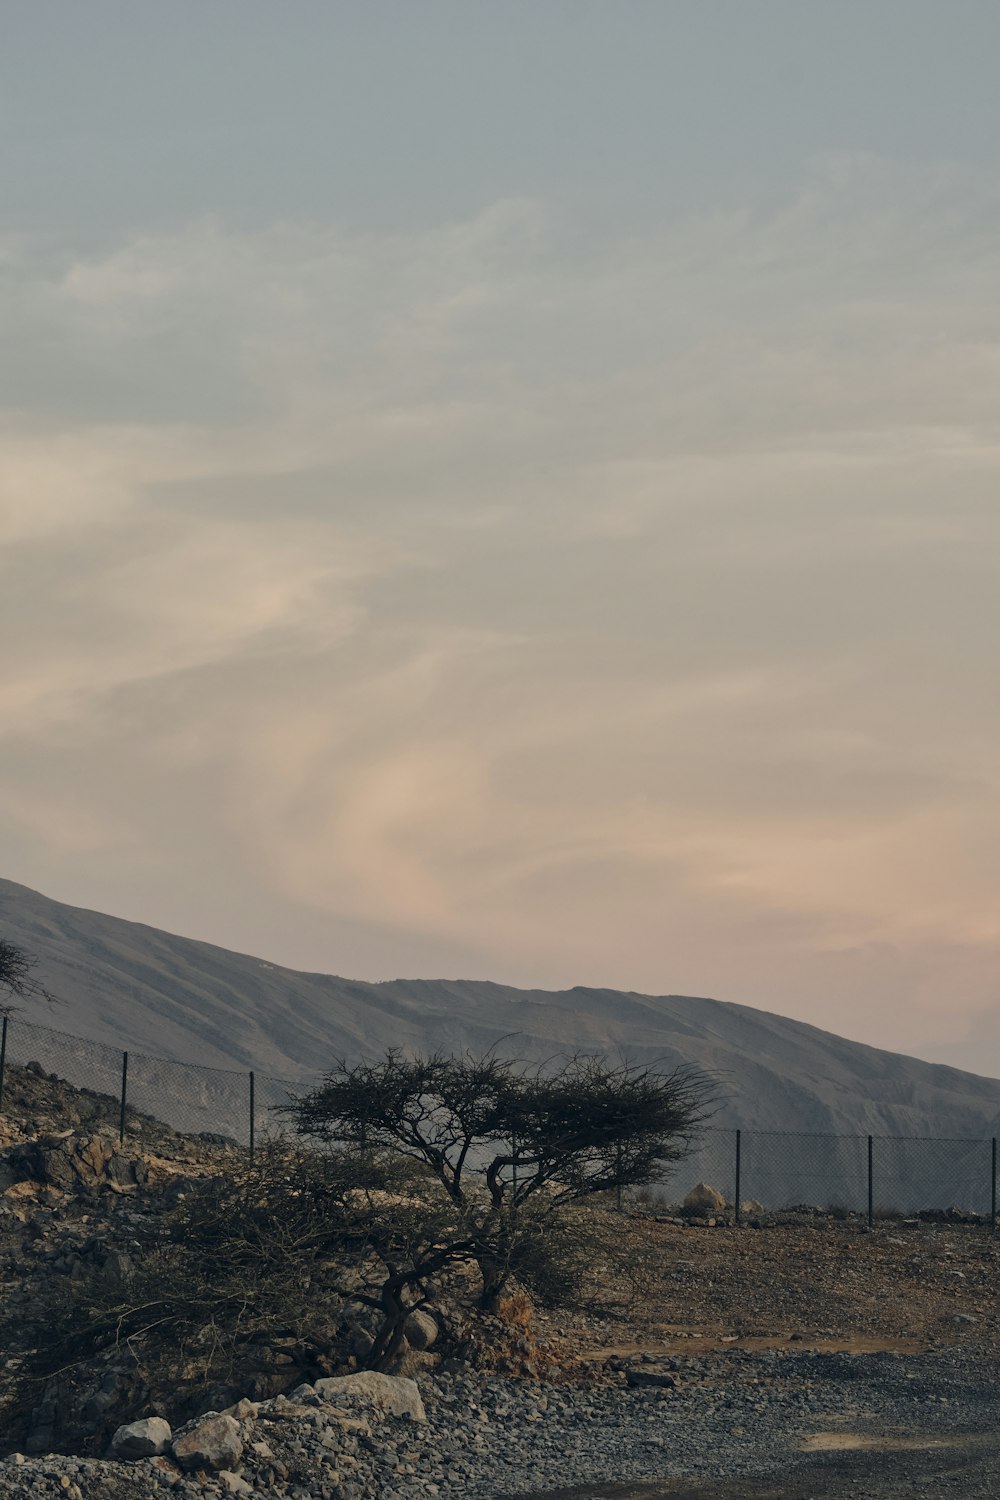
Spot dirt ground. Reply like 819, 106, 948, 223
515, 1214, 1000, 1498
539, 1213, 1000, 1360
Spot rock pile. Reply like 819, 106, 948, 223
2, 1129, 149, 1196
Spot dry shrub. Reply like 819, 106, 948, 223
0, 1144, 355, 1452
503, 1201, 610, 1309
496, 1288, 534, 1336
512, 1202, 668, 1322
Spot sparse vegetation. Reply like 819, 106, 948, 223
0, 937, 54, 1015
7, 1142, 466, 1432
288, 1049, 715, 1311
0, 1052, 998, 1479
0, 1048, 713, 1449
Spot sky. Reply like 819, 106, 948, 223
3, 2, 1000, 1075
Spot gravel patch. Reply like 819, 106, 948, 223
1, 1347, 996, 1499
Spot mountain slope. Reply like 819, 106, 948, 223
2, 876, 998, 1137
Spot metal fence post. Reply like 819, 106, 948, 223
867, 1135, 874, 1227
0, 1015, 8, 1114
992, 1138, 997, 1234
734, 1128, 742, 1225
249, 1071, 255, 1161
119, 1051, 129, 1146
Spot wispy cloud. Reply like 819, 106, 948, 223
2, 160, 1000, 1064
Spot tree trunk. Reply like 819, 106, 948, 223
476, 1250, 508, 1313
366, 1281, 411, 1371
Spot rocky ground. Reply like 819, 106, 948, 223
0, 1349, 997, 1499
1, 1061, 999, 1497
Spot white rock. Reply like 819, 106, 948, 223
683, 1182, 727, 1214
110, 1417, 172, 1459
313, 1372, 426, 1423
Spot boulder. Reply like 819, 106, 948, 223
222, 1398, 260, 1420
683, 1182, 727, 1214
75, 1135, 113, 1185
3, 1131, 147, 1195
171, 1413, 243, 1472
111, 1417, 172, 1459
313, 1372, 426, 1423
404, 1309, 438, 1350
284, 1384, 318, 1404
626, 1367, 679, 1389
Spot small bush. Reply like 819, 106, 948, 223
3, 1141, 482, 1450
1, 1144, 359, 1449
496, 1289, 534, 1336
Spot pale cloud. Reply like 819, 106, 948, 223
2, 160, 1000, 1069
0, 426, 140, 543
0, 515, 390, 739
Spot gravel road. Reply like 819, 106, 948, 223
4, 1345, 996, 1499
508, 1439, 1000, 1500
437, 1346, 1000, 1499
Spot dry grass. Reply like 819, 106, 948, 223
497, 1288, 535, 1336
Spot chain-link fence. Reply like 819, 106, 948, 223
0, 1015, 997, 1221
0, 1013, 311, 1149
658, 1127, 998, 1221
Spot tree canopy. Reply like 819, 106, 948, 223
289, 1048, 715, 1310
0, 938, 54, 1017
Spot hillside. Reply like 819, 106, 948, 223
2, 877, 999, 1138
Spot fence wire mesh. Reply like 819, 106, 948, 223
4, 1016, 124, 1120
872, 1135, 995, 1218
740, 1130, 871, 1214
0, 1016, 996, 1221
659, 1128, 738, 1207
0, 1014, 314, 1149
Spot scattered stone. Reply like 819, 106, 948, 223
110, 1416, 172, 1458
171, 1412, 243, 1472
218, 1471, 253, 1495
314, 1372, 427, 1422
405, 1310, 439, 1351
683, 1182, 727, 1214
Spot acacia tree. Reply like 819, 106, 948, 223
290, 1050, 715, 1311
0, 938, 54, 1017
